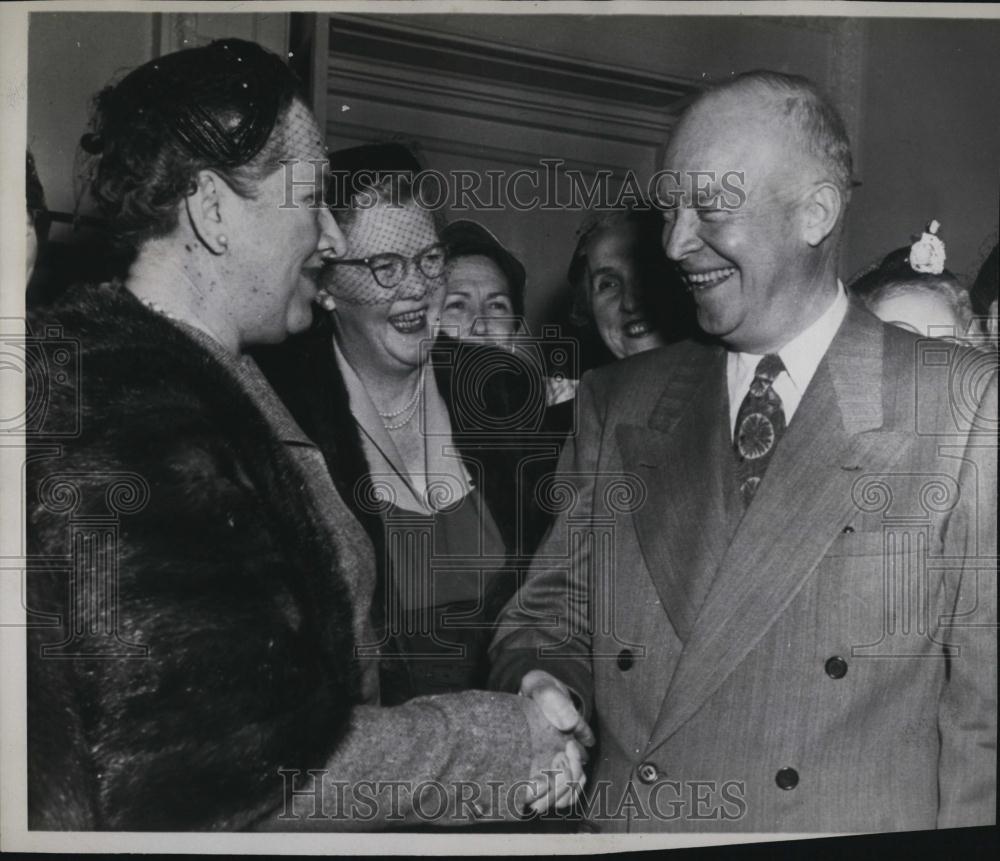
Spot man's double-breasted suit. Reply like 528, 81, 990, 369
491, 303, 996, 832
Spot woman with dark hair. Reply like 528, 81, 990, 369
256, 152, 561, 705
26, 40, 584, 832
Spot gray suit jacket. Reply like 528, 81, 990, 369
491, 303, 997, 832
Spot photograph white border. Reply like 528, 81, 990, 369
2, 1, 996, 854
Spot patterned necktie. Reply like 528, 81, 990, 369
734, 354, 787, 507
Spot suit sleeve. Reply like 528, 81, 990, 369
487, 371, 606, 718
253, 691, 535, 829
937, 370, 997, 828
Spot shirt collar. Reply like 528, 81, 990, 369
732, 280, 849, 395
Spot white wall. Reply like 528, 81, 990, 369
849, 18, 1000, 283
28, 13, 155, 237
27, 11, 289, 241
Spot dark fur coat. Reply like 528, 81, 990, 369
26, 283, 360, 830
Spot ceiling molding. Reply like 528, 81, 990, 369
328, 57, 673, 145
326, 119, 640, 182
328, 14, 699, 113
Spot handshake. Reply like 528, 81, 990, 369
518, 669, 596, 815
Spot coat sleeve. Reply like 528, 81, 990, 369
252, 691, 539, 829
487, 371, 606, 717
26, 401, 357, 831
936, 370, 997, 828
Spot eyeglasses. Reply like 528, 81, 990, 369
328, 243, 448, 289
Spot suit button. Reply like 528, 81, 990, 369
775, 767, 799, 790
841, 525, 855, 534
617, 649, 634, 671
824, 656, 848, 679
636, 761, 660, 784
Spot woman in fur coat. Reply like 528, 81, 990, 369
25, 39, 587, 832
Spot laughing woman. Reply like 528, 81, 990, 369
258, 166, 556, 704
568, 203, 696, 365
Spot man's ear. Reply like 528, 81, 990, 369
184, 170, 231, 255
802, 181, 843, 248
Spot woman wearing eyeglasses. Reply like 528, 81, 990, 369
257, 155, 556, 704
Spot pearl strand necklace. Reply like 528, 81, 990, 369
382, 396, 422, 431
377, 365, 426, 430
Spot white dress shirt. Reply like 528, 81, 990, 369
727, 281, 849, 438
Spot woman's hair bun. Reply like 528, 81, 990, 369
82, 38, 302, 248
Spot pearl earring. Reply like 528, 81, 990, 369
316, 289, 336, 312
217, 234, 228, 247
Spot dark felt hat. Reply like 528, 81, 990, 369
326, 142, 423, 208
440, 219, 526, 308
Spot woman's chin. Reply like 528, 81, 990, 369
285, 303, 314, 337
387, 330, 430, 368
621, 333, 665, 358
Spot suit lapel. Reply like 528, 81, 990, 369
646, 305, 910, 750
617, 345, 735, 641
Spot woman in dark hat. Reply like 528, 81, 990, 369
27, 42, 582, 831
439, 218, 526, 347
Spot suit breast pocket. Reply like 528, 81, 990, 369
822, 530, 886, 559
815, 532, 896, 653
815, 529, 944, 658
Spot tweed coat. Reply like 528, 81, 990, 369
490, 302, 997, 833
25, 283, 536, 831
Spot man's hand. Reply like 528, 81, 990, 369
519, 669, 595, 814
519, 695, 588, 814
520, 669, 595, 746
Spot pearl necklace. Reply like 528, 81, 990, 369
377, 365, 426, 430
382, 396, 421, 431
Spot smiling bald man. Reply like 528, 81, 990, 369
490, 70, 996, 834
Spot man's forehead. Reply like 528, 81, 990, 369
669, 101, 767, 157
662, 103, 796, 189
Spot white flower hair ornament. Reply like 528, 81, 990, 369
908, 220, 946, 275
